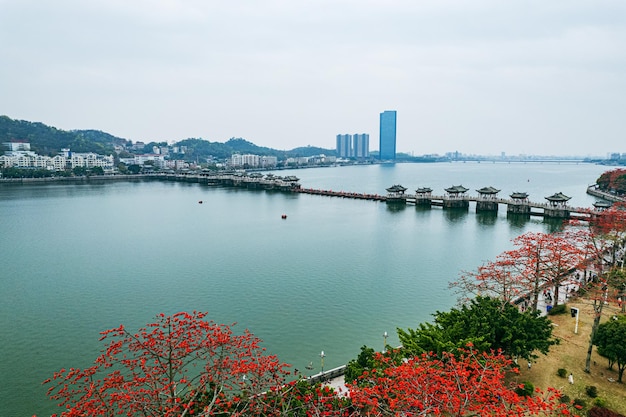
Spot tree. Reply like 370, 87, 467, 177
397, 296, 557, 361
589, 202, 626, 268
575, 204, 626, 373
508, 231, 587, 309
344, 345, 376, 385
348, 346, 570, 416
593, 315, 626, 382
451, 254, 526, 307
452, 231, 588, 312
127, 164, 142, 174
44, 312, 290, 417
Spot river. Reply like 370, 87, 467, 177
0, 161, 609, 416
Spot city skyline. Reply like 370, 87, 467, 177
1, 2, 625, 156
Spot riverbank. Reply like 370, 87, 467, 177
586, 184, 626, 203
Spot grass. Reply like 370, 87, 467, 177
511, 297, 626, 415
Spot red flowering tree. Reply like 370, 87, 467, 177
451, 253, 526, 307
348, 346, 573, 417
44, 312, 290, 417
453, 231, 588, 311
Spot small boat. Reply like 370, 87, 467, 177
281, 214, 287, 219
305, 361, 314, 370
198, 200, 203, 204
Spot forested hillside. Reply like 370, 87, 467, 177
0, 116, 129, 156
0, 115, 335, 160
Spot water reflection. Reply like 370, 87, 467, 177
476, 212, 498, 226
386, 202, 407, 213
443, 208, 468, 223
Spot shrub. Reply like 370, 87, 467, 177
515, 381, 534, 397
593, 398, 607, 408
559, 394, 571, 404
548, 304, 568, 315
573, 398, 586, 409
557, 368, 568, 378
586, 385, 598, 398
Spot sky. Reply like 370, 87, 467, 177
1, 0, 625, 157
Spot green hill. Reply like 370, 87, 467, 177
0, 115, 335, 161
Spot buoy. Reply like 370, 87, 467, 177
281, 214, 287, 219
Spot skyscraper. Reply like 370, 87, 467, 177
379, 110, 397, 160
336, 134, 352, 158
353, 133, 369, 158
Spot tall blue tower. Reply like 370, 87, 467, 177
379, 110, 397, 160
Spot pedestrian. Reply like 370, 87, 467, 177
528, 361, 532, 369
568, 373, 574, 384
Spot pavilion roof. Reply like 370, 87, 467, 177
476, 186, 500, 194
444, 185, 469, 194
510, 192, 529, 199
415, 187, 433, 193
545, 192, 571, 202
386, 184, 407, 193
593, 201, 612, 209
283, 176, 300, 182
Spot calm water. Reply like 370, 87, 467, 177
0, 162, 608, 416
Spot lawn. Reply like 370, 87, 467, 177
512, 298, 626, 415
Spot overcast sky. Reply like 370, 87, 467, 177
1, 1, 625, 156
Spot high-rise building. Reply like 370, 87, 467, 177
336, 134, 352, 158
353, 133, 369, 158
379, 110, 397, 160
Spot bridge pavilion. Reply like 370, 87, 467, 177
507, 192, 531, 215
386, 184, 408, 204
544, 192, 571, 218
476, 186, 501, 212
444, 185, 469, 209
415, 187, 433, 206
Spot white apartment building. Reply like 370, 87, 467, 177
230, 154, 277, 168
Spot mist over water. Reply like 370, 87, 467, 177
0, 162, 608, 416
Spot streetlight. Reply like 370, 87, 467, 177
383, 331, 388, 353
320, 350, 325, 379
570, 307, 579, 334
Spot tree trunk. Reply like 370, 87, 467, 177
585, 299, 604, 373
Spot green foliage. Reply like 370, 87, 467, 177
593, 398, 608, 408
548, 303, 568, 315
127, 164, 142, 174
0, 115, 127, 156
397, 296, 557, 360
559, 394, 570, 403
0, 167, 55, 178
586, 385, 599, 398
344, 345, 376, 384
593, 315, 626, 382
573, 398, 586, 408
515, 381, 534, 397
557, 368, 568, 378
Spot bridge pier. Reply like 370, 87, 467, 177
544, 208, 571, 218
476, 201, 498, 212
443, 199, 469, 210
507, 203, 531, 215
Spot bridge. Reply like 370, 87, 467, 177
147, 172, 610, 220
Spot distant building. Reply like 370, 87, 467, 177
336, 134, 352, 158
379, 110, 397, 160
3, 141, 31, 152
336, 133, 369, 158
230, 154, 277, 168
353, 133, 369, 158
